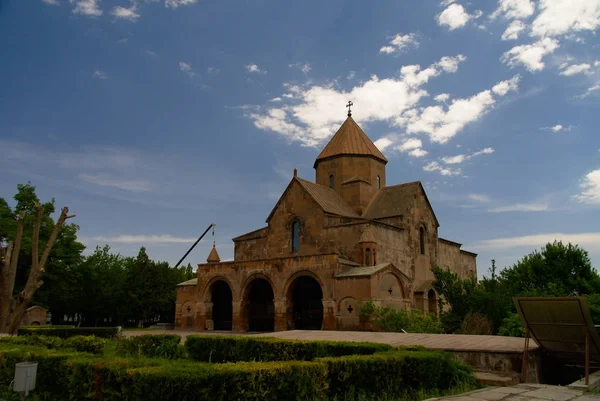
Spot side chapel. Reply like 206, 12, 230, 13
175, 107, 477, 332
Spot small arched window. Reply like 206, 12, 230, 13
366, 248, 371, 266
377, 175, 381, 189
329, 174, 335, 189
419, 227, 425, 255
292, 220, 300, 253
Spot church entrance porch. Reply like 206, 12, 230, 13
243, 278, 275, 332
209, 280, 233, 331
287, 276, 323, 330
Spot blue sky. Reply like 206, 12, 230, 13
2, 0, 600, 277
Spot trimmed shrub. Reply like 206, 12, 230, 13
184, 335, 393, 363
17, 326, 119, 339
64, 335, 107, 354
0, 343, 478, 401
0, 334, 64, 349
320, 349, 479, 400
116, 334, 184, 359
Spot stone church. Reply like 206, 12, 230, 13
175, 110, 477, 332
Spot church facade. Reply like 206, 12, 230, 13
175, 113, 477, 332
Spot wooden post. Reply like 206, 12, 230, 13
521, 327, 530, 383
586, 328, 590, 385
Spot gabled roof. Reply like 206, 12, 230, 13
232, 226, 267, 242
266, 176, 360, 222
362, 181, 440, 227
335, 263, 392, 278
176, 278, 198, 287
206, 243, 221, 263
314, 116, 388, 168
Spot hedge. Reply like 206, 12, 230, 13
0, 335, 106, 354
185, 335, 393, 363
116, 334, 184, 359
0, 343, 478, 401
17, 326, 119, 339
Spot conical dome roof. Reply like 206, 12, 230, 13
314, 116, 388, 168
359, 224, 377, 243
206, 243, 221, 263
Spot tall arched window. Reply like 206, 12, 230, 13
377, 175, 381, 189
329, 174, 335, 189
419, 227, 425, 255
366, 248, 371, 266
292, 220, 300, 253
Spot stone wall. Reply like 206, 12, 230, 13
174, 285, 197, 329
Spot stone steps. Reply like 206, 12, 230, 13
475, 371, 521, 387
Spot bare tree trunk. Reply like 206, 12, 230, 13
0, 205, 74, 334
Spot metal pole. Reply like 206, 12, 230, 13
174, 223, 215, 268
586, 328, 590, 385
521, 327, 530, 383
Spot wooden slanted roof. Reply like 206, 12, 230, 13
314, 116, 388, 168
362, 181, 440, 227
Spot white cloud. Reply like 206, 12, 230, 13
396, 138, 423, 151
540, 124, 572, 132
502, 20, 527, 40
577, 82, 600, 98
111, 4, 140, 21
246, 64, 264, 73
434, 93, 450, 102
488, 203, 550, 212
409, 148, 428, 157
492, 74, 521, 95
374, 137, 394, 152
165, 0, 197, 8
560, 63, 592, 76
248, 55, 468, 147
501, 38, 560, 72
437, 4, 476, 30
469, 193, 490, 202
79, 173, 152, 192
473, 232, 600, 251
404, 75, 519, 144
437, 55, 467, 72
531, 0, 600, 38
270, 97, 282, 102
491, 0, 535, 20
92, 234, 197, 244
289, 63, 311, 73
146, 50, 158, 57
93, 69, 107, 80
70, 0, 102, 16
441, 147, 494, 164
380, 33, 419, 55
394, 138, 428, 157
301, 63, 311, 74
347, 71, 356, 80
423, 161, 462, 176
179, 61, 195, 77
441, 0, 456, 5
42, 0, 60, 5
574, 169, 600, 204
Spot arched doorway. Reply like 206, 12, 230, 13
427, 289, 437, 315
244, 278, 274, 332
210, 280, 232, 331
287, 276, 323, 330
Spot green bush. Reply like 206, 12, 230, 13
498, 313, 526, 337
64, 335, 107, 354
320, 350, 478, 400
0, 343, 477, 401
0, 334, 105, 354
0, 334, 64, 349
184, 335, 393, 363
17, 326, 119, 339
116, 334, 184, 359
359, 302, 444, 334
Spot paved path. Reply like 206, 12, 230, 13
427, 384, 600, 400
123, 329, 536, 353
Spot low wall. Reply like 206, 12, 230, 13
450, 349, 542, 383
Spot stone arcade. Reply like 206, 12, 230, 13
175, 110, 477, 332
